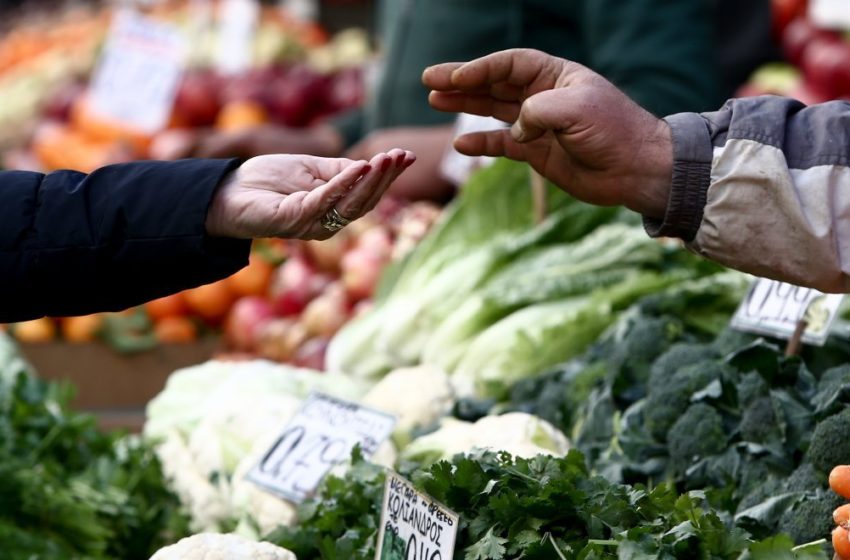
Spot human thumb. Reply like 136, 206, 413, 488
510, 89, 580, 143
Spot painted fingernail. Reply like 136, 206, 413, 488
361, 164, 372, 174
403, 158, 415, 168
381, 158, 391, 171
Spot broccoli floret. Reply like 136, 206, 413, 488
777, 491, 844, 545
784, 463, 826, 494
649, 342, 717, 384
645, 360, 730, 441
605, 316, 686, 402
739, 396, 782, 444
737, 371, 769, 405
807, 407, 850, 473
666, 403, 727, 471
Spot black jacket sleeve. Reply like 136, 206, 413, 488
0, 158, 250, 322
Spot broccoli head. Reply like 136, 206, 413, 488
666, 403, 727, 472
739, 396, 782, 445
777, 491, 844, 545
784, 463, 827, 494
645, 360, 731, 441
807, 407, 850, 474
649, 343, 717, 385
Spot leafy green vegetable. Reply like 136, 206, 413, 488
0, 349, 189, 560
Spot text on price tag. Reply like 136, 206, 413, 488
375, 471, 459, 560
88, 10, 187, 133
731, 278, 844, 346
246, 393, 396, 503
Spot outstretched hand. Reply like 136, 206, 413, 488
423, 48, 673, 218
205, 149, 415, 240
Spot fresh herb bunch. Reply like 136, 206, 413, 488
267, 449, 825, 559
0, 366, 190, 559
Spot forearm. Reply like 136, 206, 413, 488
646, 96, 850, 293
0, 160, 250, 321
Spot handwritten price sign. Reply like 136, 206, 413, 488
247, 393, 396, 503
88, 9, 187, 133
731, 278, 844, 346
375, 472, 459, 560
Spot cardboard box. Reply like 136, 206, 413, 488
18, 338, 221, 431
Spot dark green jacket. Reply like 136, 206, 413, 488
335, 0, 719, 148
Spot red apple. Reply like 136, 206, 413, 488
341, 248, 384, 302
293, 337, 330, 370
772, 0, 808, 39
173, 70, 221, 127
256, 318, 297, 362
323, 67, 364, 115
303, 229, 352, 273
301, 282, 351, 337
269, 256, 331, 316
224, 296, 274, 351
355, 226, 393, 260
266, 64, 330, 127
802, 38, 850, 98
782, 18, 837, 66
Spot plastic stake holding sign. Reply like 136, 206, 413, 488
247, 393, 396, 503
731, 278, 844, 346
375, 471, 459, 560
88, 10, 187, 133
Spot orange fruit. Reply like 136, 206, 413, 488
215, 100, 269, 131
226, 255, 274, 297
145, 293, 189, 322
836, 504, 850, 527
13, 318, 57, 343
831, 466, 850, 500
184, 281, 235, 324
61, 314, 103, 343
834, 526, 850, 559
154, 316, 197, 343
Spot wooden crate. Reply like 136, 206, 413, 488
18, 338, 221, 432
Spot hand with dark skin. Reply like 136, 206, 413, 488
423, 49, 674, 219
206, 149, 415, 241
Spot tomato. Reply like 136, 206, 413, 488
226, 255, 274, 298
184, 281, 235, 324
61, 314, 103, 343
145, 293, 188, 322
13, 318, 57, 343
154, 316, 198, 343
835, 504, 850, 527
831, 466, 850, 499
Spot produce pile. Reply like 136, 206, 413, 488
738, 0, 850, 103
7, 155, 850, 558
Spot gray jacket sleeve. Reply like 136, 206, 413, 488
645, 96, 850, 293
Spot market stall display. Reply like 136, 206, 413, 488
6, 0, 850, 558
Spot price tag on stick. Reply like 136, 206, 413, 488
88, 10, 187, 133
247, 393, 396, 503
375, 471, 459, 560
730, 278, 844, 347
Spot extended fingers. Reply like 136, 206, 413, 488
454, 130, 528, 161
424, 49, 559, 92
335, 149, 412, 219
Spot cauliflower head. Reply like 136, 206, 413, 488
149, 533, 296, 560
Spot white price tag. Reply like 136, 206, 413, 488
247, 393, 396, 503
810, 0, 850, 31
375, 472, 459, 560
216, 0, 260, 74
88, 10, 187, 133
731, 278, 844, 346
